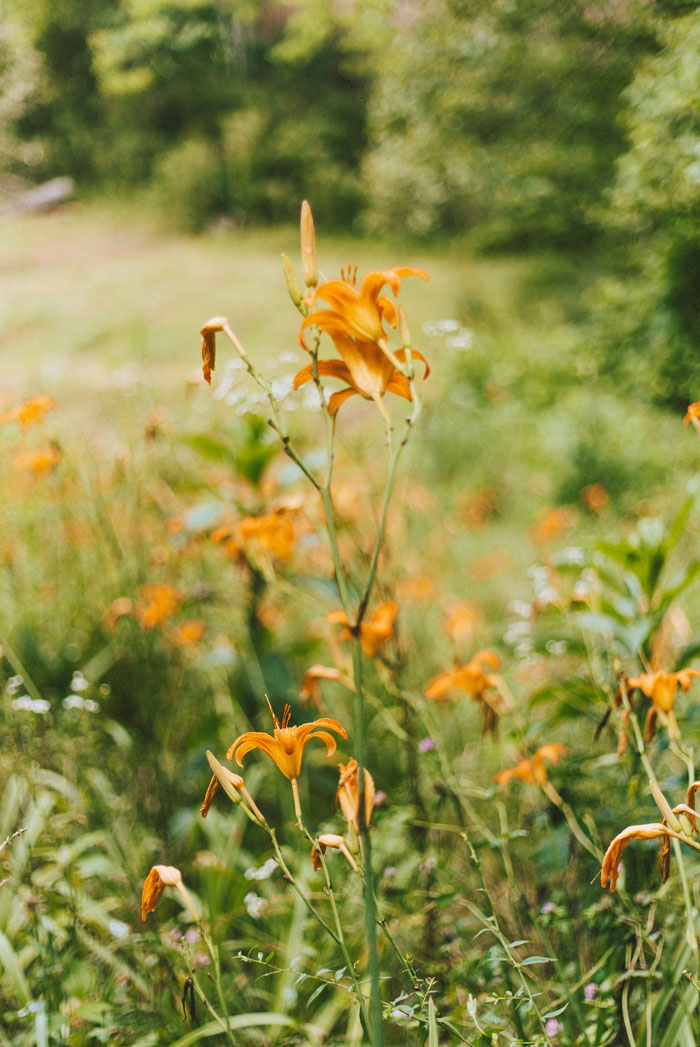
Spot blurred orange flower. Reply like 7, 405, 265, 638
136, 583, 182, 629
627, 668, 700, 742
426, 649, 512, 734
397, 575, 439, 603
580, 483, 609, 515
102, 596, 134, 631
1, 395, 55, 430
141, 864, 198, 922
238, 510, 297, 562
171, 619, 207, 647
442, 601, 482, 647
529, 506, 574, 546
457, 487, 499, 531
683, 400, 700, 431
494, 743, 567, 788
299, 664, 354, 710
227, 702, 347, 783
327, 601, 398, 657
336, 758, 375, 833
12, 445, 62, 477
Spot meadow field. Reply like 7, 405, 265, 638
3, 202, 700, 1047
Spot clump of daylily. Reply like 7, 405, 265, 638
599, 779, 700, 892
327, 601, 398, 658
425, 649, 513, 735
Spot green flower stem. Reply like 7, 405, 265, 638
0, 640, 45, 705
263, 825, 341, 945
294, 817, 372, 1037
184, 940, 234, 1046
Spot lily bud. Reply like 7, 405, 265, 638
300, 201, 317, 289
281, 253, 303, 308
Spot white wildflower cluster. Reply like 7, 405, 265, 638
11, 696, 50, 714
528, 563, 560, 608
244, 857, 278, 881
63, 695, 98, 712
244, 891, 265, 919
423, 318, 473, 351
211, 351, 326, 416
5, 675, 23, 696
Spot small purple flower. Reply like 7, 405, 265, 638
384, 866, 396, 878
419, 737, 435, 753
184, 927, 200, 943
545, 1018, 563, 1037
540, 901, 556, 915
584, 982, 597, 1002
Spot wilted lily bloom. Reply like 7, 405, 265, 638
141, 864, 199, 922
425, 649, 513, 735
625, 668, 700, 743
300, 266, 429, 372
327, 602, 398, 657
293, 333, 429, 416
201, 750, 264, 823
227, 701, 347, 818
336, 759, 375, 834
200, 316, 246, 384
495, 743, 568, 789
599, 823, 672, 892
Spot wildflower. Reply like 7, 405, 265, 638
200, 317, 243, 385
529, 506, 574, 546
327, 601, 398, 657
141, 864, 199, 922
293, 335, 429, 416
418, 737, 435, 753
336, 759, 375, 833
580, 483, 609, 514
545, 1019, 563, 1037
227, 701, 347, 819
244, 891, 265, 918
0, 395, 55, 430
599, 823, 671, 892
627, 668, 700, 741
300, 266, 429, 369
494, 743, 568, 788
12, 445, 62, 477
425, 649, 513, 735
684, 400, 700, 432
171, 619, 207, 647
458, 486, 499, 530
397, 575, 438, 602
311, 833, 359, 873
584, 983, 598, 1002
442, 601, 482, 647
135, 583, 181, 629
238, 510, 297, 563
102, 596, 133, 631
299, 664, 354, 710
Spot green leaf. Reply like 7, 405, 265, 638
520, 955, 554, 966
169, 1013, 302, 1047
428, 996, 439, 1047
0, 929, 30, 1004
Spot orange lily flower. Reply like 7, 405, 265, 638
171, 619, 207, 647
1, 394, 55, 430
425, 649, 512, 735
141, 864, 199, 922
228, 702, 347, 820
336, 758, 375, 833
327, 601, 398, 657
684, 400, 700, 432
12, 445, 62, 477
135, 583, 182, 629
300, 266, 429, 361
494, 743, 568, 788
627, 668, 700, 742
442, 601, 482, 647
293, 334, 429, 415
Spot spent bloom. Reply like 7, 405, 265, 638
141, 864, 198, 922
335, 758, 375, 833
